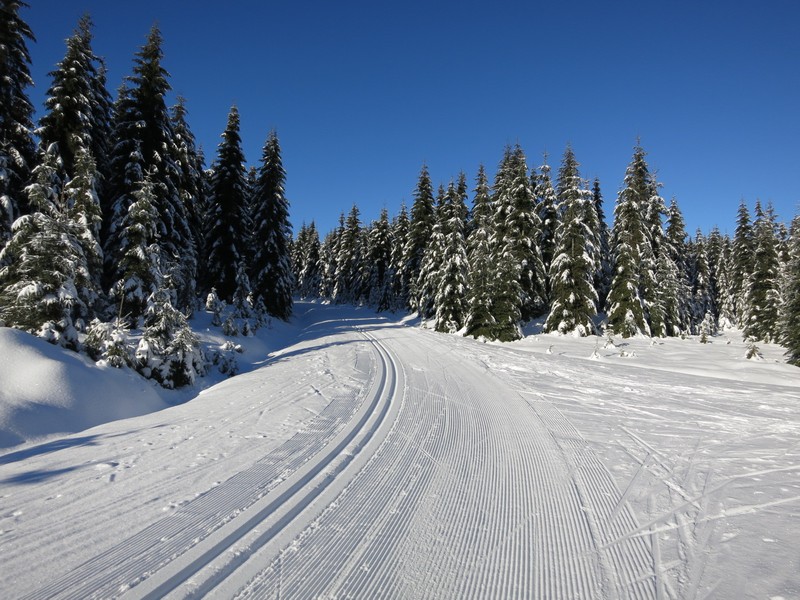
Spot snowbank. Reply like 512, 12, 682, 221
0, 327, 167, 448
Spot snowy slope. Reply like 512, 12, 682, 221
1, 302, 799, 599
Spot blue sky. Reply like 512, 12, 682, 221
23, 1, 800, 237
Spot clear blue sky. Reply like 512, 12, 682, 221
23, 1, 800, 237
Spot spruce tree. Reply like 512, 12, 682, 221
37, 15, 110, 187
534, 153, 559, 297
782, 214, 800, 366
104, 26, 195, 309
250, 130, 293, 319
743, 201, 781, 343
366, 208, 393, 310
465, 165, 495, 339
688, 231, 712, 333
0, 0, 36, 242
607, 144, 652, 337
663, 199, 692, 335
403, 165, 436, 312
388, 203, 410, 309
731, 200, 754, 326
333, 205, 365, 304
416, 185, 446, 319
544, 146, 597, 336
205, 106, 249, 302
0, 146, 83, 348
298, 221, 322, 299
434, 180, 468, 332
592, 177, 612, 310
111, 172, 163, 322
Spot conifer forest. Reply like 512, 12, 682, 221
2, 1, 799, 393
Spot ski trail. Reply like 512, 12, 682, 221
222, 324, 658, 599
18, 325, 393, 600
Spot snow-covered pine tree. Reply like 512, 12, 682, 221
607, 143, 652, 337
501, 146, 546, 320
592, 177, 612, 311
170, 96, 206, 310
534, 153, 559, 300
743, 201, 781, 343
488, 148, 523, 341
205, 106, 250, 302
388, 203, 410, 309
687, 230, 712, 334
297, 222, 322, 299
366, 208, 394, 310
731, 200, 754, 326
37, 15, 110, 188
640, 170, 667, 336
403, 165, 436, 312
111, 172, 163, 323
465, 165, 495, 339
64, 148, 104, 319
333, 205, 365, 304
136, 287, 205, 388
543, 146, 598, 336
716, 236, 737, 330
319, 215, 344, 299
416, 185, 446, 319
0, 145, 84, 349
0, 0, 36, 242
782, 214, 800, 366
663, 198, 692, 335
434, 180, 469, 332
104, 26, 195, 310
706, 226, 725, 322
250, 130, 293, 320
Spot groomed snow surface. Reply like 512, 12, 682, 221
1, 302, 798, 599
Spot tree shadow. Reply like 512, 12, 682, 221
0, 465, 81, 484
0, 435, 102, 466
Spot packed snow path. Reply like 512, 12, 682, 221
12, 303, 799, 597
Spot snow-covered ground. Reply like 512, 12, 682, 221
1, 302, 798, 599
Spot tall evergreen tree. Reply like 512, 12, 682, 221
662, 199, 692, 335
205, 106, 249, 302
743, 201, 781, 342
416, 185, 446, 318
465, 165, 495, 339
782, 214, 800, 366
366, 208, 393, 310
544, 146, 597, 336
0, 0, 36, 242
534, 153, 559, 296
435, 180, 469, 332
0, 146, 84, 348
403, 164, 436, 312
607, 144, 652, 337
250, 130, 293, 319
37, 15, 110, 187
388, 203, 410, 309
297, 221, 321, 299
592, 177, 612, 310
731, 200, 755, 326
333, 205, 365, 304
104, 26, 195, 308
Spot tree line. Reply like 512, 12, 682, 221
0, 3, 293, 387
292, 144, 800, 366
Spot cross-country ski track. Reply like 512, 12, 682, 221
3, 302, 799, 599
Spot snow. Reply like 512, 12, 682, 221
1, 302, 799, 598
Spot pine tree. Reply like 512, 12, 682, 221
731, 200, 754, 326
298, 221, 321, 299
688, 231, 712, 333
716, 236, 736, 330
743, 201, 781, 343
0, 146, 83, 348
388, 203, 410, 309
366, 208, 393, 310
104, 26, 195, 308
534, 153, 559, 298
434, 180, 468, 332
37, 15, 110, 188
782, 214, 800, 366
465, 165, 495, 339
607, 144, 652, 337
111, 172, 162, 323
250, 130, 293, 319
592, 177, 612, 310
403, 165, 436, 312
416, 185, 446, 319
0, 0, 36, 242
205, 106, 249, 302
662, 199, 692, 335
333, 205, 365, 304
544, 146, 597, 336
